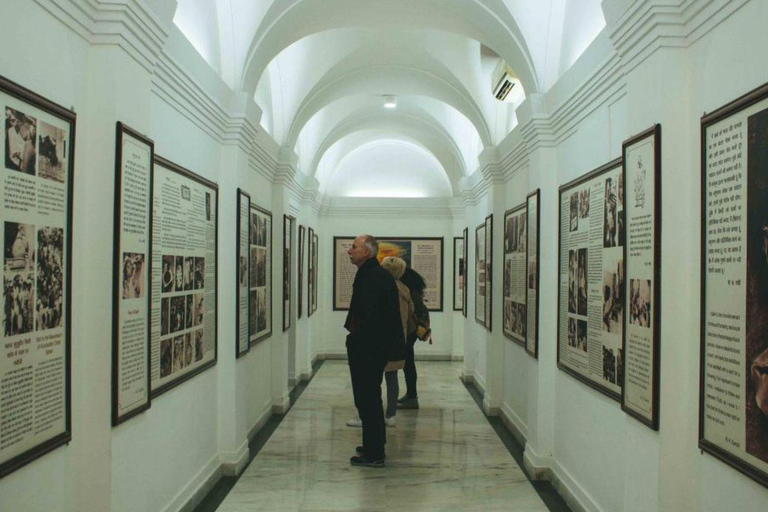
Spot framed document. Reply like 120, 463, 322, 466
558, 158, 624, 400
332, 236, 444, 311
463, 227, 468, 317
503, 203, 527, 347
621, 125, 661, 430
283, 215, 294, 332
453, 237, 464, 311
312, 232, 318, 314
235, 189, 250, 358
249, 205, 272, 345
475, 222, 487, 327
700, 81, 768, 488
298, 225, 304, 319
112, 122, 153, 425
526, 190, 540, 359
0, 75, 74, 479
151, 156, 217, 397
307, 228, 315, 317
485, 215, 493, 331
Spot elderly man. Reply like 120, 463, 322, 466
345, 234, 404, 467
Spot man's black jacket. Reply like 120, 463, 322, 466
344, 257, 405, 362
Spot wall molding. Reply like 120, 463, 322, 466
161, 453, 221, 512
501, 402, 528, 447
220, 439, 249, 477
318, 197, 455, 219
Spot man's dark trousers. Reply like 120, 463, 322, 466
348, 345, 386, 459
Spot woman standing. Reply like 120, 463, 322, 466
398, 267, 430, 409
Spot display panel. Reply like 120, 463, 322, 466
333, 237, 444, 311
526, 190, 540, 359
151, 156, 217, 396
485, 215, 493, 331
298, 225, 304, 319
312, 233, 318, 314
236, 189, 250, 358
700, 82, 768, 488
453, 237, 464, 311
0, 75, 74, 479
112, 122, 153, 425
249, 205, 272, 345
307, 228, 315, 317
475, 223, 487, 326
463, 227, 468, 318
283, 215, 293, 332
622, 125, 661, 430
503, 203, 527, 347
558, 158, 624, 400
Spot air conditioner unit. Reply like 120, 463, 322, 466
491, 61, 519, 101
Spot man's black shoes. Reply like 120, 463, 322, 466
350, 455, 385, 468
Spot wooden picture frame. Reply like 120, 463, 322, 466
248, 204, 272, 345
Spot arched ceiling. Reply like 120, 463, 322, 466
173, 0, 606, 198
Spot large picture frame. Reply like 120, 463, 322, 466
485, 215, 493, 331
557, 158, 624, 401
235, 189, 250, 358
0, 75, 75, 479
526, 190, 540, 359
503, 203, 527, 347
283, 215, 294, 332
112, 122, 153, 425
249, 204, 272, 345
307, 227, 315, 317
298, 225, 304, 319
312, 232, 318, 314
475, 222, 487, 327
463, 227, 468, 317
151, 156, 218, 397
332, 236, 444, 311
621, 125, 662, 430
453, 236, 464, 311
700, 81, 768, 489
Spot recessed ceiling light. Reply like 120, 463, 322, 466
383, 95, 397, 109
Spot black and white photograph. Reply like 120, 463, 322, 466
254, 247, 267, 287
249, 289, 257, 336
629, 278, 651, 327
604, 176, 619, 248
504, 259, 512, 298
505, 215, 516, 253
185, 294, 193, 329
577, 248, 588, 316
252, 212, 268, 247
577, 319, 588, 352
239, 256, 247, 287
38, 120, 66, 183
570, 192, 579, 232
518, 214, 527, 254
249, 247, 259, 286
510, 302, 526, 338
195, 329, 204, 361
205, 192, 211, 221
603, 346, 617, 384
172, 335, 185, 373
36, 227, 63, 331
528, 261, 537, 290
568, 317, 577, 348
256, 288, 267, 333
121, 252, 145, 300
175, 256, 184, 292
184, 256, 193, 291
192, 293, 204, 327
5, 107, 36, 175
5, 222, 35, 273
160, 338, 172, 377
195, 257, 205, 289
602, 254, 624, 335
184, 333, 192, 367
4, 272, 34, 336
568, 250, 577, 314
579, 189, 590, 219
161, 297, 169, 336
170, 295, 185, 333
162, 255, 174, 293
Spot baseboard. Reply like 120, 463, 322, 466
311, 353, 319, 366
162, 453, 221, 512
220, 438, 249, 477
460, 370, 475, 387
522, 444, 601, 512
474, 372, 487, 396
272, 393, 290, 414
501, 403, 528, 446
523, 444, 553, 481
482, 395, 501, 417
451, 354, 464, 361
248, 402, 273, 441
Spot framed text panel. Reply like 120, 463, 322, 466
235, 189, 250, 358
526, 190, 540, 359
475, 223, 487, 327
249, 204, 272, 345
503, 203, 527, 346
453, 236, 464, 311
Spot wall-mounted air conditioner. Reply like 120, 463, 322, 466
491, 61, 520, 101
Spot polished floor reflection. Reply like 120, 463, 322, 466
217, 361, 549, 511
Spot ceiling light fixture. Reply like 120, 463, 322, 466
383, 95, 397, 109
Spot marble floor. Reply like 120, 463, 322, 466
216, 361, 551, 512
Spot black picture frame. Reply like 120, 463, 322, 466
503, 203, 526, 347
0, 74, 75, 480
621, 125, 662, 430
112, 122, 154, 425
485, 214, 494, 331
526, 189, 541, 359
151, 155, 218, 398
235, 188, 251, 358
298, 225, 304, 319
699, 81, 768, 489
453, 236, 464, 311
283, 215, 294, 332
475, 222, 487, 327
307, 227, 315, 317
332, 236, 445, 311
557, 158, 624, 402
312, 232, 318, 314
249, 204, 273, 346
463, 227, 468, 317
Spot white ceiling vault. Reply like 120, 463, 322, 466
173, 0, 605, 198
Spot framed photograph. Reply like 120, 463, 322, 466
151, 156, 218, 397
526, 189, 540, 359
622, 125, 661, 430
298, 225, 304, 319
0, 75, 75, 479
236, 189, 250, 358
558, 158, 624, 401
503, 203, 527, 347
249, 204, 272, 345
463, 227, 468, 317
485, 215, 493, 331
283, 215, 294, 332
307, 227, 315, 317
475, 222, 487, 326
453, 236, 464, 311
312, 232, 318, 314
700, 81, 768, 488
333, 236, 444, 311
112, 122, 153, 425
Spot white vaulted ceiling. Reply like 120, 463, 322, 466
173, 0, 606, 198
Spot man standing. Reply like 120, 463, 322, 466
345, 234, 403, 467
